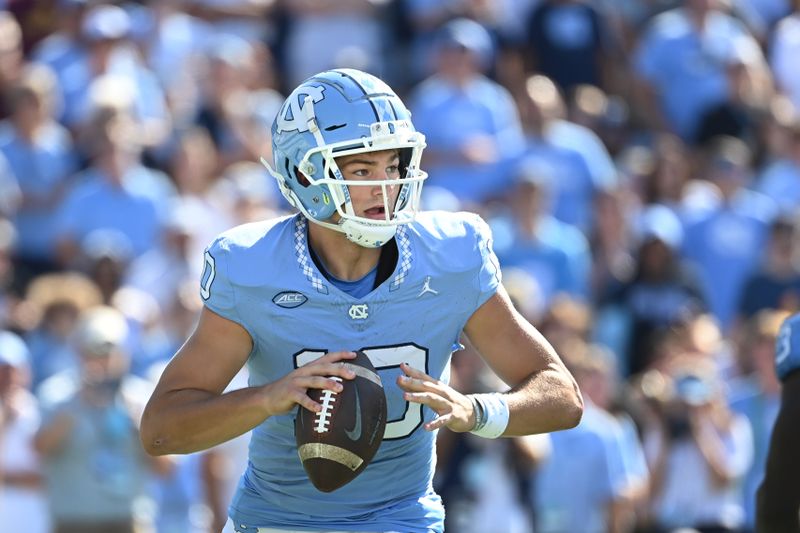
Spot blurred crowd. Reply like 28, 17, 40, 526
0, 0, 799, 532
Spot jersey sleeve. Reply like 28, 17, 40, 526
471, 214, 502, 308
199, 236, 240, 324
775, 313, 800, 381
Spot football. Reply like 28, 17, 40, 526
295, 350, 387, 492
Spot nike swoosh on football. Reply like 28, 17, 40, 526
344, 387, 363, 441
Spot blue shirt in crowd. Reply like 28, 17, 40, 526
0, 120, 78, 260
410, 75, 524, 205
534, 401, 639, 533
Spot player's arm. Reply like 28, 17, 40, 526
461, 284, 583, 435
140, 307, 356, 456
399, 284, 583, 436
756, 370, 800, 532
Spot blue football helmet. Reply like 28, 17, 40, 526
262, 69, 427, 247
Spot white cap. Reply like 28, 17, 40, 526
75, 306, 129, 357
637, 204, 684, 249
82, 4, 130, 42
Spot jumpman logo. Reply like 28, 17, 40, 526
418, 276, 438, 297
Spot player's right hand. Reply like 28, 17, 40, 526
259, 351, 357, 416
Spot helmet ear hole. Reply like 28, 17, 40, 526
287, 161, 310, 188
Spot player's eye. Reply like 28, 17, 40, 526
386, 165, 400, 176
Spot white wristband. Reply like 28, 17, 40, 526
468, 393, 510, 439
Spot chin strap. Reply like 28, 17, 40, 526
340, 218, 398, 248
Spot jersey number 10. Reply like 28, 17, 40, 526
295, 344, 429, 440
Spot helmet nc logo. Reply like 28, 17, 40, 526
276, 86, 326, 133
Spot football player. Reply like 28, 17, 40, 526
757, 313, 800, 532
140, 69, 583, 533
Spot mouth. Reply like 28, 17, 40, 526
363, 205, 388, 220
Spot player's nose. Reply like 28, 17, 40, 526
370, 176, 395, 195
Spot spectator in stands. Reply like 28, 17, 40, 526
409, 17, 524, 208
694, 36, 772, 149
0, 149, 19, 220
31, 0, 90, 105
136, 1, 210, 129
282, 0, 385, 89
23, 272, 102, 389
0, 64, 79, 292
537, 295, 594, 355
633, 0, 766, 142
167, 127, 234, 268
0, 11, 24, 120
490, 159, 591, 307
681, 136, 777, 332
728, 309, 788, 531
567, 85, 631, 159
516, 74, 618, 231
0, 218, 15, 325
733, 0, 791, 41
738, 215, 800, 321
128, 279, 199, 380
58, 4, 171, 146
434, 344, 534, 533
757, 113, 800, 213
55, 104, 171, 268
0, 330, 49, 533
587, 186, 636, 302
597, 204, 706, 375
80, 229, 135, 305
524, 0, 612, 92
189, 0, 275, 44
201, 365, 252, 533
123, 209, 195, 314
635, 134, 693, 211
769, 1, 800, 110
194, 34, 280, 172
533, 343, 647, 533
144, 356, 210, 533
640, 361, 753, 533
34, 306, 163, 533
215, 160, 286, 226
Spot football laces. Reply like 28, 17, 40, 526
314, 377, 342, 433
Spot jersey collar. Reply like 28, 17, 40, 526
293, 215, 413, 294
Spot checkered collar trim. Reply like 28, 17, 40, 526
294, 216, 329, 295
390, 224, 412, 291
293, 216, 413, 293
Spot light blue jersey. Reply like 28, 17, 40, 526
775, 313, 800, 382
199, 211, 501, 532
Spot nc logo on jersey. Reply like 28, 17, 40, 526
272, 291, 308, 309
348, 304, 369, 320
276, 86, 326, 133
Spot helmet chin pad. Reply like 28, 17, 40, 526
339, 218, 398, 248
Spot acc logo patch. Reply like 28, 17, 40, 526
272, 291, 308, 309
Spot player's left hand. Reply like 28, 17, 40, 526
397, 363, 475, 432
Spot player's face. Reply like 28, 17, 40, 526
335, 149, 401, 221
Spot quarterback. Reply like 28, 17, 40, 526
140, 69, 582, 533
